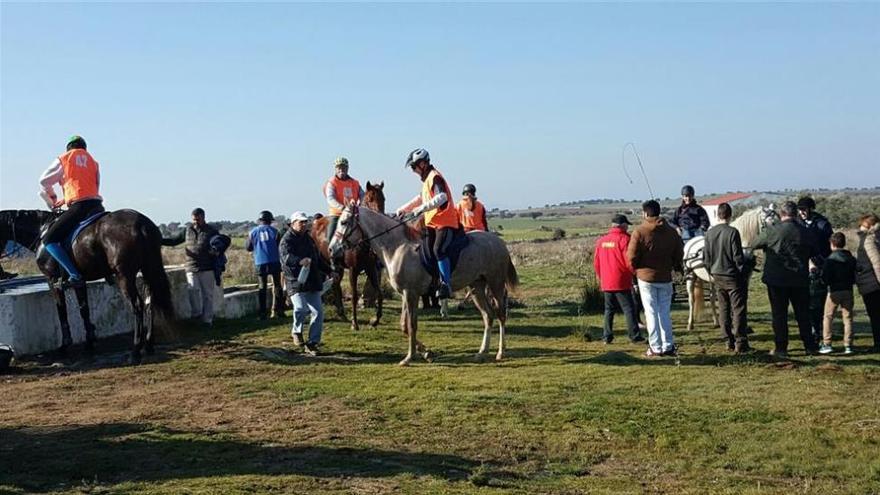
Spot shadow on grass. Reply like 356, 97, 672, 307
7, 317, 283, 376
0, 423, 487, 493
568, 350, 880, 368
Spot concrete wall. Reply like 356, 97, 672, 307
0, 266, 259, 356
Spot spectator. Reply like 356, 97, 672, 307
703, 203, 751, 353
856, 214, 880, 352
627, 200, 683, 357
247, 210, 285, 320
819, 232, 856, 354
280, 211, 332, 356
752, 201, 819, 358
796, 196, 834, 342
594, 214, 643, 344
164, 207, 220, 327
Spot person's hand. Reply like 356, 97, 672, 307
52, 199, 64, 209
395, 207, 407, 218
300, 258, 311, 267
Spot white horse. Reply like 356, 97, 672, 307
329, 205, 519, 366
683, 205, 779, 331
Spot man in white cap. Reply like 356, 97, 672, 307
279, 211, 332, 355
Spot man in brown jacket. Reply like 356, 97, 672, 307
627, 200, 684, 356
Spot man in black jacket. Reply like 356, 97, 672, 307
752, 201, 819, 357
280, 211, 332, 355
703, 203, 751, 353
795, 196, 834, 342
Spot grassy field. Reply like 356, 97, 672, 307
3, 238, 880, 494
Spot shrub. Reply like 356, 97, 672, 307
580, 268, 604, 313
552, 228, 567, 240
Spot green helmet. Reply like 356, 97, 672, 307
66, 135, 87, 150
334, 157, 349, 168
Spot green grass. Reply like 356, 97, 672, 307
2, 253, 880, 494
491, 216, 605, 241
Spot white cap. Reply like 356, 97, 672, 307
290, 211, 309, 222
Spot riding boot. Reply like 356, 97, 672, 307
437, 258, 452, 299
258, 288, 268, 320
44, 242, 84, 286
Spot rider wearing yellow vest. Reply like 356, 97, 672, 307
396, 148, 460, 299
38, 135, 105, 287
324, 157, 364, 243
458, 183, 488, 232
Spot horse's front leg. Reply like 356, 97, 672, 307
367, 262, 382, 328
73, 285, 97, 353
399, 291, 419, 366
686, 277, 695, 332
349, 267, 360, 331
50, 284, 73, 354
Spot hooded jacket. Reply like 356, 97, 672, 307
856, 224, 880, 295
594, 226, 634, 291
627, 216, 684, 283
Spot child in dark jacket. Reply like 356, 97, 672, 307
820, 232, 857, 354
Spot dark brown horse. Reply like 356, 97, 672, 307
310, 181, 385, 330
0, 209, 174, 364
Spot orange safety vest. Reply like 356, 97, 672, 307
421, 168, 459, 229
325, 176, 361, 216
58, 149, 100, 205
458, 198, 487, 232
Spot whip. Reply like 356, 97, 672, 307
622, 142, 655, 200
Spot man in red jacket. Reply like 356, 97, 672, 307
594, 214, 644, 344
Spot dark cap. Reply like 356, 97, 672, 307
612, 214, 632, 225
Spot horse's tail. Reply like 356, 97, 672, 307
139, 217, 176, 336
505, 259, 520, 292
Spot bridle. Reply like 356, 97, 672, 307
334, 205, 410, 251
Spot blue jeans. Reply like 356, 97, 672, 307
637, 280, 675, 353
291, 291, 324, 344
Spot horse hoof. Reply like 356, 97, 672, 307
398, 358, 411, 367
369, 318, 380, 328
495, 353, 504, 362
351, 323, 360, 332
422, 350, 435, 363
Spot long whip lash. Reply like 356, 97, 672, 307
622, 142, 655, 200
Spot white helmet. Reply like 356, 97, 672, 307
405, 148, 430, 168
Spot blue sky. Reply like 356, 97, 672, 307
1, 3, 877, 223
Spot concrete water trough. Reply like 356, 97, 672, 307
0, 266, 259, 357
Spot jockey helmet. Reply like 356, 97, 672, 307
797, 196, 816, 210
66, 135, 87, 151
462, 184, 476, 195
681, 185, 695, 197
405, 148, 430, 168
335, 157, 349, 168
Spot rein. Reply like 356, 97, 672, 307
337, 207, 411, 250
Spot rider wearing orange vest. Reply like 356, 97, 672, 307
457, 183, 488, 232
38, 135, 105, 287
324, 156, 364, 243
396, 148, 460, 299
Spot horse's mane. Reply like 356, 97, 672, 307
730, 207, 764, 247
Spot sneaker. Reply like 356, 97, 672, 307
603, 337, 613, 345
304, 342, 319, 356
630, 335, 646, 344
645, 348, 661, 358
662, 347, 678, 357
844, 346, 854, 355
769, 349, 789, 359
292, 333, 305, 347
818, 344, 833, 355
436, 283, 451, 300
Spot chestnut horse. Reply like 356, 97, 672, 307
310, 181, 385, 330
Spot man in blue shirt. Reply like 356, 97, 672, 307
247, 210, 284, 320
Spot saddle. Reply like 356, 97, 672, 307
67, 211, 109, 247
419, 227, 470, 278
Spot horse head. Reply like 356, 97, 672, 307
329, 205, 363, 258
364, 181, 386, 213
0, 209, 55, 252
761, 204, 780, 228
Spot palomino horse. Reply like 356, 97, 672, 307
0, 209, 175, 364
682, 205, 779, 331
310, 181, 385, 331
330, 205, 518, 365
